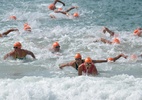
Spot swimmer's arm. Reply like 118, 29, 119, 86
54, 10, 67, 15
59, 62, 73, 69
92, 59, 107, 63
26, 50, 36, 59
55, 0, 65, 6
3, 51, 14, 60
2, 28, 19, 36
100, 38, 112, 44
65, 6, 77, 12
113, 54, 128, 62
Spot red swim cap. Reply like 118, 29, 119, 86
13, 42, 22, 49
73, 12, 79, 17
107, 58, 114, 62
112, 38, 120, 44
85, 57, 92, 63
48, 4, 55, 10
52, 42, 60, 48
75, 53, 82, 59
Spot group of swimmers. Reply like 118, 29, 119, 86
48, 0, 79, 18
1, 0, 142, 76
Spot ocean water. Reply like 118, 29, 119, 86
0, 0, 142, 100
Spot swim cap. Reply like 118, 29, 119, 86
73, 12, 79, 17
24, 23, 29, 27
134, 29, 138, 34
85, 57, 92, 63
133, 29, 141, 36
48, 4, 55, 10
107, 58, 114, 62
24, 23, 31, 31
75, 53, 82, 59
13, 42, 22, 49
112, 38, 120, 44
9, 15, 17, 20
52, 42, 60, 48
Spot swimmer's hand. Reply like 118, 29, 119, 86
120, 53, 128, 59
59, 64, 63, 69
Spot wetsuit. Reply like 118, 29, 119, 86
75, 60, 84, 70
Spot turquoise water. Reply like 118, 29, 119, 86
0, 0, 142, 100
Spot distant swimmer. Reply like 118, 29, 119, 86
102, 27, 118, 37
59, 53, 127, 70
48, 0, 65, 10
99, 37, 120, 44
24, 23, 31, 32
4, 42, 36, 60
49, 42, 60, 53
133, 28, 142, 37
9, 15, 17, 20
0, 28, 19, 38
50, 6, 79, 18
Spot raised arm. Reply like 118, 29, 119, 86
65, 6, 77, 12
53, 0, 65, 6
103, 27, 115, 37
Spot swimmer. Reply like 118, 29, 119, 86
133, 28, 142, 37
102, 27, 117, 37
9, 15, 17, 20
50, 6, 79, 18
59, 53, 127, 70
4, 42, 36, 60
0, 28, 19, 38
49, 42, 60, 53
99, 37, 120, 44
24, 23, 31, 32
78, 57, 98, 76
48, 0, 65, 10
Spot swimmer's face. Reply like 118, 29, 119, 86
75, 58, 81, 63
54, 46, 60, 51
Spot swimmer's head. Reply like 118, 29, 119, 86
107, 57, 114, 62
48, 4, 56, 10
24, 23, 31, 31
75, 53, 82, 59
9, 15, 17, 20
13, 42, 22, 49
133, 29, 141, 36
112, 38, 120, 44
85, 57, 92, 64
73, 12, 79, 17
52, 42, 60, 48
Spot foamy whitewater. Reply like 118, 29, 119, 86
0, 0, 142, 100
